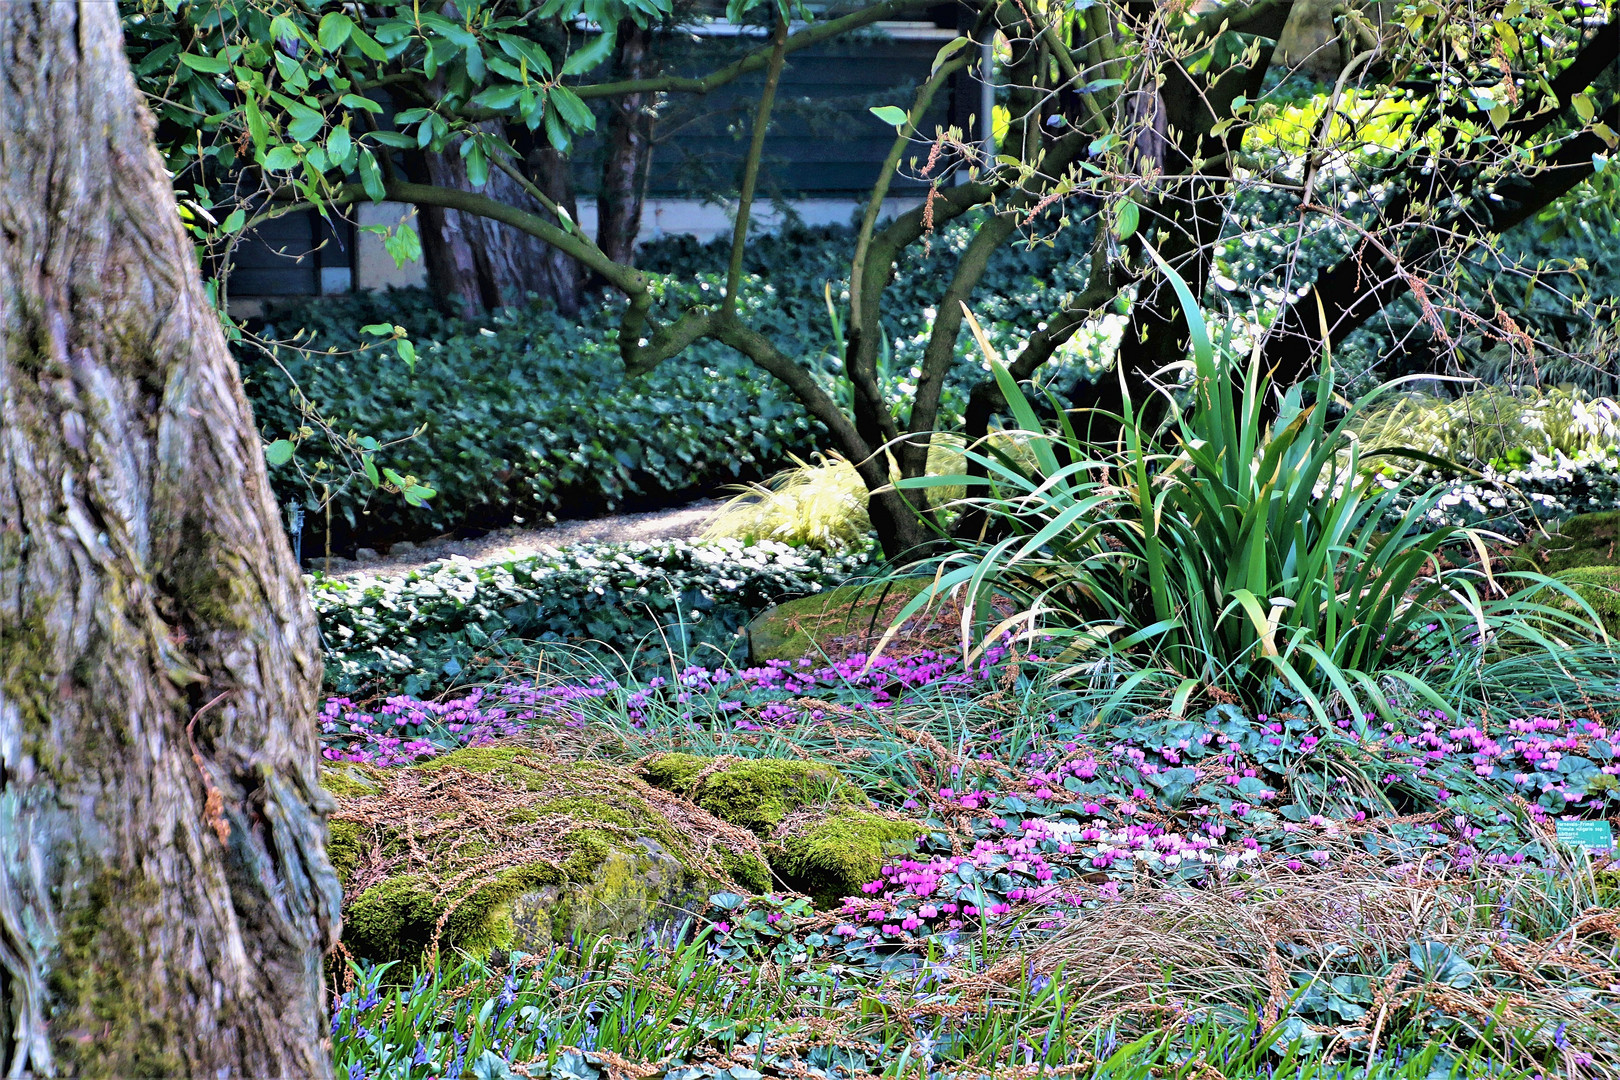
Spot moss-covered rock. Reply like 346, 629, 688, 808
636, 752, 868, 835
636, 754, 929, 907
1534, 565, 1620, 636
745, 578, 933, 663
1518, 512, 1620, 574
325, 746, 771, 962
768, 811, 928, 907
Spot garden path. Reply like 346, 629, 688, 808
318, 498, 723, 578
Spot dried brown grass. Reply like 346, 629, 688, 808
953, 864, 1620, 1067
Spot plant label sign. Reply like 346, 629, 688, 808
1555, 820, 1615, 853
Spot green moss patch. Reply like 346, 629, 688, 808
325, 746, 770, 962
634, 754, 925, 905
769, 811, 927, 908
1519, 512, 1620, 574
745, 578, 935, 663
636, 753, 868, 835
1534, 565, 1620, 636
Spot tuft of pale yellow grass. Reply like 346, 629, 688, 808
703, 435, 1040, 553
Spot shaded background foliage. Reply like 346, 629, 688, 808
244, 162, 1620, 555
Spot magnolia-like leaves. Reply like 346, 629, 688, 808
869, 105, 910, 129
129, 0, 658, 256
1115, 200, 1140, 240
931, 34, 969, 75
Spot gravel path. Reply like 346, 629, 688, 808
311, 498, 727, 579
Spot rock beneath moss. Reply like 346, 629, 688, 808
744, 578, 934, 663
1519, 512, 1620, 574
768, 810, 927, 907
636, 753, 928, 907
636, 752, 868, 835
324, 746, 771, 962
1535, 565, 1620, 635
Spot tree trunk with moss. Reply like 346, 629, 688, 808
0, 3, 340, 1075
420, 123, 584, 319
596, 22, 657, 268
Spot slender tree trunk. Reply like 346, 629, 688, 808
597, 22, 658, 268
530, 142, 585, 312
419, 122, 583, 318
0, 4, 340, 1076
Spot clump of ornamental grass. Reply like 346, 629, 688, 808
703, 451, 873, 552
702, 437, 1039, 554
892, 284, 1614, 724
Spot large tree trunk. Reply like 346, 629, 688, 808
419, 122, 584, 318
596, 22, 658, 268
0, 3, 340, 1076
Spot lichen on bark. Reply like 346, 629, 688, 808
0, 4, 339, 1073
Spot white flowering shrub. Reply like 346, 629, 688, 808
310, 538, 869, 695
1369, 448, 1620, 531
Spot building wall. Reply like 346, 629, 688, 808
583, 21, 963, 198
227, 19, 977, 308
354, 202, 427, 292
342, 195, 925, 292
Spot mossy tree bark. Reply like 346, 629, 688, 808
595, 22, 658, 269
419, 123, 585, 319
0, 3, 340, 1076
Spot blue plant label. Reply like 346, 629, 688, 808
1555, 820, 1615, 852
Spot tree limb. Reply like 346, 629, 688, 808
1261, 101, 1620, 381
723, 15, 789, 323
848, 48, 979, 338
